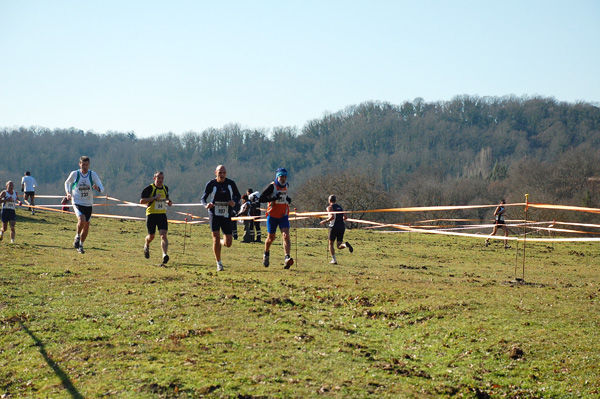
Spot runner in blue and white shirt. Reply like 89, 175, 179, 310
64, 156, 104, 254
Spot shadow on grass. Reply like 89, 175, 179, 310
33, 244, 71, 250
19, 321, 84, 399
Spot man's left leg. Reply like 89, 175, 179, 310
282, 227, 293, 269
159, 229, 169, 263
77, 218, 90, 254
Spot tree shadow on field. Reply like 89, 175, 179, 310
19, 321, 84, 399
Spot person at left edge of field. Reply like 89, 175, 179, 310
140, 171, 173, 264
64, 156, 104, 254
201, 165, 241, 272
0, 181, 22, 243
21, 171, 37, 215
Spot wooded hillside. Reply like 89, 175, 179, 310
2, 95, 599, 222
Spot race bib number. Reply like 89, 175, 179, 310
79, 183, 91, 197
214, 202, 229, 217
276, 192, 287, 204
4, 200, 15, 210
155, 200, 166, 210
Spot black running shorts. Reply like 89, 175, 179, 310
146, 213, 168, 235
328, 227, 345, 243
209, 213, 232, 235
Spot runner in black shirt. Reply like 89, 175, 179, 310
201, 165, 241, 271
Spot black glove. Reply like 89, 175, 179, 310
275, 192, 283, 200
286, 196, 292, 204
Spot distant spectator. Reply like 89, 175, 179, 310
247, 188, 262, 243
61, 196, 69, 212
237, 194, 253, 243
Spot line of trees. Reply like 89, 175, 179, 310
1, 95, 599, 224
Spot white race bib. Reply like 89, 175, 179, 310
4, 201, 15, 210
155, 200, 166, 210
276, 192, 287, 204
79, 183, 91, 197
214, 201, 229, 217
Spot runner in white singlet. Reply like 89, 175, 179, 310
64, 156, 104, 254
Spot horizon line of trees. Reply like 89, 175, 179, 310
2, 95, 600, 226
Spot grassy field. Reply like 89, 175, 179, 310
1, 211, 599, 398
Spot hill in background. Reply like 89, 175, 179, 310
2, 95, 600, 222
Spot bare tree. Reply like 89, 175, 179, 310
295, 169, 392, 228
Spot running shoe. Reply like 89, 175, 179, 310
162, 254, 169, 264
284, 256, 294, 269
346, 242, 354, 253
77, 246, 85, 254
330, 259, 337, 264
217, 262, 224, 272
484, 241, 489, 247
73, 236, 80, 249
144, 246, 150, 259
0, 234, 3, 241
263, 252, 269, 267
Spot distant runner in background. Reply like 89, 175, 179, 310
320, 195, 353, 264
0, 181, 21, 243
485, 199, 510, 248
64, 156, 104, 254
21, 171, 37, 215
140, 171, 173, 264
201, 165, 241, 272
259, 168, 293, 269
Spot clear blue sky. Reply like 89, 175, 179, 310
1, 0, 598, 138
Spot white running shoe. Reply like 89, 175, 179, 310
330, 259, 337, 264
217, 261, 224, 272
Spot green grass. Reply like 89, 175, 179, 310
1, 211, 599, 398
